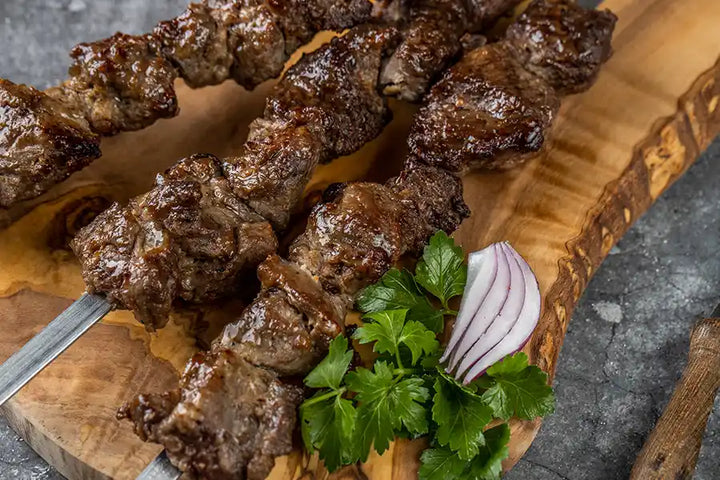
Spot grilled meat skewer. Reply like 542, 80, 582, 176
0, 0, 372, 209
71, 0, 525, 330
120, 1, 616, 478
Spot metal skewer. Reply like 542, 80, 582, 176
136, 451, 181, 480
0, 293, 111, 406
0, 292, 182, 479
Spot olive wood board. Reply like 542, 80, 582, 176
1, 0, 720, 478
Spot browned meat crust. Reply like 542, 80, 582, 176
0, 0, 372, 208
57, 33, 179, 135
72, 25, 399, 329
409, 0, 617, 172
225, 25, 399, 229
380, 0, 524, 101
72, 154, 278, 329
0, 80, 101, 206
408, 42, 560, 172
506, 0, 617, 95
120, 166, 468, 480
119, 350, 303, 480
155, 0, 373, 90
222, 256, 347, 375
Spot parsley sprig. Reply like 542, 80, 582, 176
300, 232, 555, 478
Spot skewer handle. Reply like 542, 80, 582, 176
630, 314, 720, 480
0, 293, 111, 406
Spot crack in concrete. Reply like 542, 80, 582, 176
523, 459, 573, 480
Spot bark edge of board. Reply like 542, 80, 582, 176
505, 56, 720, 470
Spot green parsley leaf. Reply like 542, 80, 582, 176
304, 335, 353, 390
357, 269, 420, 311
300, 393, 340, 449
486, 351, 529, 375
321, 397, 357, 471
421, 350, 442, 370
418, 447, 467, 480
400, 321, 439, 365
390, 377, 431, 435
299, 391, 325, 452
467, 424, 511, 480
346, 362, 397, 460
353, 400, 395, 461
354, 310, 408, 358
346, 361, 395, 404
407, 299, 446, 333
346, 363, 431, 460
479, 353, 555, 421
432, 376, 493, 460
300, 393, 357, 471
355, 311, 439, 366
357, 268, 444, 332
437, 367, 482, 395
418, 425, 510, 480
415, 231, 467, 308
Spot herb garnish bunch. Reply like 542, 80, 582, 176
300, 233, 555, 479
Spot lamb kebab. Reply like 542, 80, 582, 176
120, 2, 616, 478
70, 0, 524, 330
0, 0, 373, 209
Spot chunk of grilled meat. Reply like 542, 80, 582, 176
0, 80, 101, 207
218, 168, 468, 376
409, 42, 561, 172
380, 0, 524, 101
225, 25, 399, 229
0, 0, 372, 208
54, 32, 179, 136
119, 350, 303, 480
409, 0, 617, 171
71, 154, 278, 328
506, 0, 617, 95
119, 165, 469, 480
72, 25, 399, 329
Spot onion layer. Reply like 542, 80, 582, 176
444, 242, 541, 385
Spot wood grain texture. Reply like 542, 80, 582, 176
0, 0, 719, 478
630, 317, 720, 480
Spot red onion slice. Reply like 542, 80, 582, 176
447, 244, 512, 372
460, 245, 541, 384
440, 245, 499, 363
442, 242, 542, 385
453, 243, 526, 380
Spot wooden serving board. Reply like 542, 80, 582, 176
1, 0, 719, 478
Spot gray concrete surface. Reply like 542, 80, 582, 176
0, 1, 718, 479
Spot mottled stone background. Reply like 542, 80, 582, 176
0, 1, 718, 479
